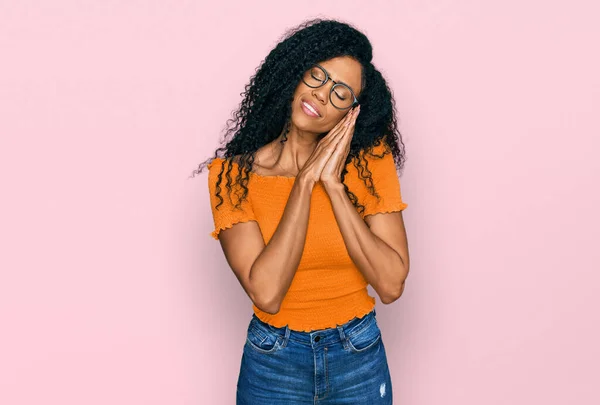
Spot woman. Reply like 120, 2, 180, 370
194, 18, 410, 404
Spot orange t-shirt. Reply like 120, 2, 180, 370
207, 142, 408, 332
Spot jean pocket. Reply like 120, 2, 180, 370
245, 319, 282, 354
346, 318, 382, 353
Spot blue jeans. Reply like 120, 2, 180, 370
236, 308, 393, 404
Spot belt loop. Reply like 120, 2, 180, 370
280, 325, 290, 348
337, 325, 349, 350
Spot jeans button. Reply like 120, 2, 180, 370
314, 336, 320, 342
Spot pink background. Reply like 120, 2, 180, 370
1, 1, 599, 404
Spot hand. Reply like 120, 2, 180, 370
297, 106, 358, 186
320, 105, 360, 186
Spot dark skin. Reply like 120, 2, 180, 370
221, 56, 410, 314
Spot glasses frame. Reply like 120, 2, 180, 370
301, 63, 359, 110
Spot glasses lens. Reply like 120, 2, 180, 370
302, 66, 326, 87
331, 84, 354, 109
301, 65, 355, 110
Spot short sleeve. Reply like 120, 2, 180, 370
357, 144, 408, 219
207, 158, 257, 240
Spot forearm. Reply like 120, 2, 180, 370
249, 175, 314, 313
323, 182, 408, 302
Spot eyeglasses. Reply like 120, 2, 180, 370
301, 64, 359, 110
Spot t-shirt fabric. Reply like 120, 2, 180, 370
207, 142, 408, 332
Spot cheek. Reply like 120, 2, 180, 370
327, 108, 349, 128
326, 112, 347, 129
292, 107, 344, 132
290, 89, 347, 130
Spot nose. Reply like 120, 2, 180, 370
312, 82, 333, 105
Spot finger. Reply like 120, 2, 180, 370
336, 112, 357, 163
320, 128, 350, 166
321, 114, 351, 143
327, 121, 352, 152
341, 106, 359, 146
338, 107, 356, 128
331, 108, 357, 141
314, 107, 357, 165
343, 107, 357, 128
342, 129, 354, 162
334, 135, 351, 176
322, 108, 356, 140
317, 113, 350, 149
334, 125, 351, 155
322, 121, 355, 177
331, 122, 354, 161
337, 111, 357, 147
349, 105, 360, 126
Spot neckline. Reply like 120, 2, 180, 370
249, 171, 297, 180
211, 157, 297, 180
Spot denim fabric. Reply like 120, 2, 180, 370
236, 308, 393, 404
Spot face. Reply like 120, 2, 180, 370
290, 56, 363, 133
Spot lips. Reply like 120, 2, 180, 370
301, 98, 321, 117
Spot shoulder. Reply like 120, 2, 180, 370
207, 155, 247, 180
347, 142, 396, 181
349, 141, 408, 216
361, 142, 394, 166
206, 156, 247, 197
207, 156, 239, 171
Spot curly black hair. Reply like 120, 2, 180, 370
190, 18, 407, 217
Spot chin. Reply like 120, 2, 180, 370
290, 111, 323, 133
292, 107, 333, 135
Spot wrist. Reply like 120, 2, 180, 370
322, 179, 345, 193
296, 173, 317, 191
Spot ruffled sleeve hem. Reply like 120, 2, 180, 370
210, 218, 258, 240
361, 200, 408, 219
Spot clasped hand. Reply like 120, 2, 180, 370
299, 104, 361, 187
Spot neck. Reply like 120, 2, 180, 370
273, 124, 320, 173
